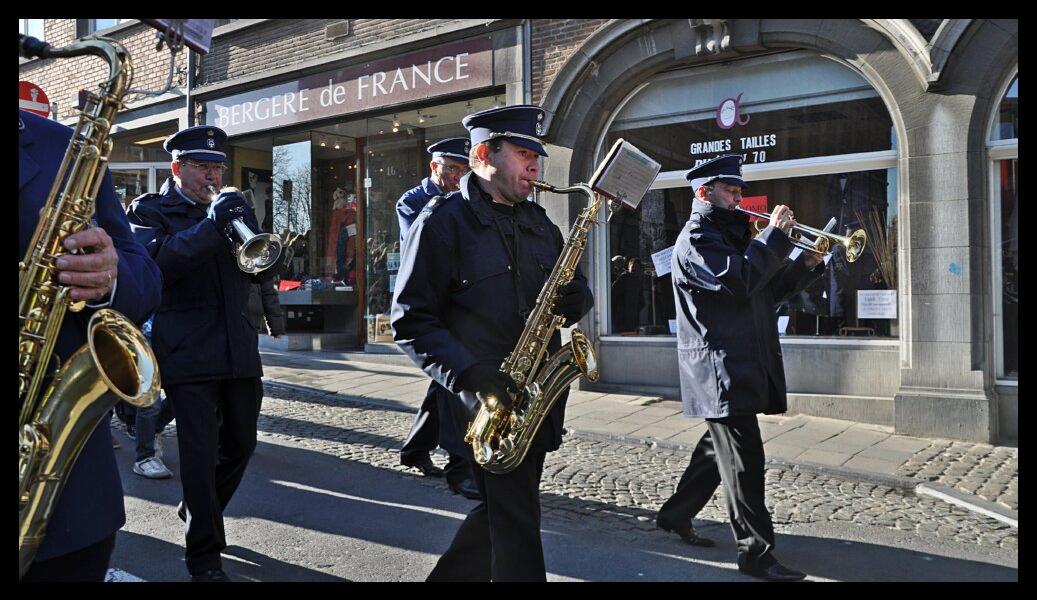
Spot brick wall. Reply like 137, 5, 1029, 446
19, 20, 187, 121
198, 19, 476, 87
530, 19, 610, 105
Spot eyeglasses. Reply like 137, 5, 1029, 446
180, 159, 227, 176
434, 162, 468, 176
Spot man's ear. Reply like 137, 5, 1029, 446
170, 160, 181, 178
472, 142, 490, 163
429, 159, 439, 174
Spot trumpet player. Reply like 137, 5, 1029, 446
20, 110, 162, 581
126, 125, 275, 582
656, 154, 822, 581
391, 105, 593, 581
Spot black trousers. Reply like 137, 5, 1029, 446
401, 384, 475, 486
657, 414, 776, 568
427, 450, 548, 582
22, 534, 116, 582
166, 378, 262, 575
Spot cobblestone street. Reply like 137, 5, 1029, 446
257, 382, 1017, 553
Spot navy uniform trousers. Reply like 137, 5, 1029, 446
657, 413, 776, 568
400, 383, 473, 486
167, 378, 263, 574
427, 450, 548, 582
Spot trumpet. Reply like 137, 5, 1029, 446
209, 186, 284, 273
736, 206, 867, 263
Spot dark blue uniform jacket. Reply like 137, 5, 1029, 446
396, 176, 441, 243
125, 178, 265, 385
391, 172, 593, 458
19, 110, 162, 560
673, 198, 824, 419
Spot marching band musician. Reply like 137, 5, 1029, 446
20, 109, 162, 581
391, 105, 593, 581
656, 154, 821, 581
125, 125, 281, 582
396, 137, 481, 500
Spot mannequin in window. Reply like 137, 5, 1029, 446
823, 172, 889, 335
242, 169, 272, 232
324, 187, 357, 285
611, 257, 643, 333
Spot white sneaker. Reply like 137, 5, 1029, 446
133, 456, 173, 479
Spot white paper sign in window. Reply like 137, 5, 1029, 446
857, 290, 897, 319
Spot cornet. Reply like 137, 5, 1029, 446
736, 206, 867, 263
209, 186, 284, 273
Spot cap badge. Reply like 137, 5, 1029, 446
535, 122, 543, 136
207, 138, 216, 149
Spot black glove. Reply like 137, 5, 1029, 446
207, 190, 248, 231
554, 281, 589, 324
242, 204, 260, 233
458, 365, 518, 412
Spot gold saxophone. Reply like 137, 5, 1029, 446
464, 181, 601, 474
18, 35, 160, 577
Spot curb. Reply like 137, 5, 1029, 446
915, 483, 1018, 528
265, 378, 1016, 527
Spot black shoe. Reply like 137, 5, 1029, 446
738, 558, 806, 582
190, 568, 230, 582
448, 478, 482, 500
401, 454, 445, 478
656, 518, 716, 547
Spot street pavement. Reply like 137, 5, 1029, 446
105, 349, 1018, 581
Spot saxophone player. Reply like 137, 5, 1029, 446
391, 105, 593, 581
19, 110, 163, 581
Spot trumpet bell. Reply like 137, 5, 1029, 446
237, 233, 283, 274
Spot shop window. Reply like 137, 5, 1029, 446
604, 52, 898, 338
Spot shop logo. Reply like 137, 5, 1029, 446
716, 93, 750, 130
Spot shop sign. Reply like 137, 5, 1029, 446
690, 93, 777, 166
206, 37, 493, 136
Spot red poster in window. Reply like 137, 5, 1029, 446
740, 195, 769, 223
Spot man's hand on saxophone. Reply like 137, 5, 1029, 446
459, 364, 518, 413
55, 226, 119, 301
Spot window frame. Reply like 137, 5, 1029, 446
987, 70, 1019, 384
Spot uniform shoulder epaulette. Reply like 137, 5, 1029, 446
423, 191, 460, 214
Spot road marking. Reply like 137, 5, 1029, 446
271, 480, 468, 521
105, 568, 145, 582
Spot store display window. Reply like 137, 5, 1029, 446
603, 52, 899, 338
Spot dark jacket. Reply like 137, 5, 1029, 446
672, 199, 824, 419
126, 178, 265, 385
391, 172, 593, 458
396, 176, 442, 243
19, 110, 162, 560
247, 278, 286, 336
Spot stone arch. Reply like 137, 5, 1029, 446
541, 19, 919, 184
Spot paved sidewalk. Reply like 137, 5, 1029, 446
259, 349, 1018, 524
